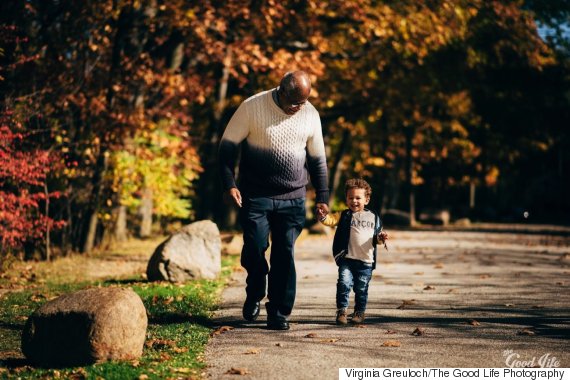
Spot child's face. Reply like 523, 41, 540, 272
345, 188, 370, 213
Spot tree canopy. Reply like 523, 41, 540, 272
1, 0, 568, 258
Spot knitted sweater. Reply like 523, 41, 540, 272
219, 89, 329, 203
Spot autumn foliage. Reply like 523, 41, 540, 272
0, 111, 64, 255
0, 1, 568, 260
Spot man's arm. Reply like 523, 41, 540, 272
218, 103, 249, 207
305, 109, 329, 206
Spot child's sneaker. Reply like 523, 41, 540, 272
351, 310, 366, 324
336, 309, 348, 325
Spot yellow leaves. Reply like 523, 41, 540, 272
365, 157, 386, 167
485, 166, 500, 186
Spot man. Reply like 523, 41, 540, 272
219, 70, 329, 330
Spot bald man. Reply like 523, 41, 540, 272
219, 71, 329, 330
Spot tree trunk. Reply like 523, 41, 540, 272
115, 204, 128, 242
44, 182, 50, 261
469, 182, 476, 209
82, 152, 108, 254
405, 126, 416, 226
139, 187, 153, 238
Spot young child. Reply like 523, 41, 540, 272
317, 178, 388, 325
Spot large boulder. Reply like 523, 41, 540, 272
22, 287, 147, 367
146, 220, 221, 282
418, 208, 451, 226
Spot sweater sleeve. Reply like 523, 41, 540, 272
319, 211, 341, 227
218, 102, 249, 190
306, 109, 329, 204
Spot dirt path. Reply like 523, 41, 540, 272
205, 229, 570, 378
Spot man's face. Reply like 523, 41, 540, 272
279, 89, 309, 115
345, 188, 370, 213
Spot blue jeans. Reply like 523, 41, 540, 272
239, 197, 306, 316
336, 259, 373, 312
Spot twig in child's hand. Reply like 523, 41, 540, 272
380, 228, 389, 251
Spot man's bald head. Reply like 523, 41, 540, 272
277, 71, 311, 115
280, 71, 311, 100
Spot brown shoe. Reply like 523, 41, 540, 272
351, 310, 366, 324
336, 309, 348, 325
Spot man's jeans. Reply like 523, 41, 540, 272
239, 197, 305, 316
336, 259, 373, 312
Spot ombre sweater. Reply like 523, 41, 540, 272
219, 89, 329, 204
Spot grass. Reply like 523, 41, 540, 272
0, 240, 239, 380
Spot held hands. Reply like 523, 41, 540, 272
315, 203, 329, 221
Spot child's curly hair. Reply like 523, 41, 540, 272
345, 178, 372, 198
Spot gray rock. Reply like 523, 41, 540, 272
21, 287, 147, 367
146, 220, 221, 282
419, 208, 451, 226
454, 217, 472, 227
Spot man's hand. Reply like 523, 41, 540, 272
224, 188, 242, 208
315, 203, 329, 220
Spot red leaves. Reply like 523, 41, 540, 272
0, 113, 65, 252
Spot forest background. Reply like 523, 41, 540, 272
1, 0, 568, 262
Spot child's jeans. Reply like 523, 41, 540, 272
336, 258, 373, 312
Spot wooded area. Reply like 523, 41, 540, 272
1, 0, 569, 260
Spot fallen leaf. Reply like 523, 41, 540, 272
518, 329, 536, 336
319, 338, 340, 343
138, 375, 149, 380
382, 340, 401, 347
479, 274, 491, 279
447, 288, 457, 293
397, 300, 416, 309
434, 263, 444, 269
226, 367, 248, 375
304, 333, 318, 338
423, 285, 435, 290
211, 326, 234, 336
275, 343, 284, 347
414, 272, 424, 275
467, 319, 480, 326
385, 330, 397, 334
145, 339, 176, 349
505, 304, 515, 307
162, 296, 174, 305
411, 327, 425, 336
175, 367, 192, 373
158, 352, 171, 362
173, 346, 189, 353
244, 349, 260, 355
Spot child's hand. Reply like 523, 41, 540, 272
378, 230, 388, 250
